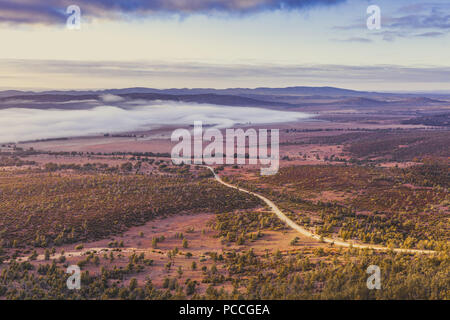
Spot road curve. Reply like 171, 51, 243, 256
6, 166, 436, 264
204, 166, 436, 255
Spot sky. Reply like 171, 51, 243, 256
0, 0, 449, 91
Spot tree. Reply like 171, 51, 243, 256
44, 249, 50, 260
186, 280, 196, 295
151, 237, 158, 249
129, 278, 138, 291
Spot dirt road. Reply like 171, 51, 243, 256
204, 166, 436, 255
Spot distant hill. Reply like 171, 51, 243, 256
234, 86, 367, 96
0, 86, 378, 97
401, 97, 446, 104
0, 90, 35, 98
337, 97, 388, 106
0, 86, 448, 110
0, 92, 296, 109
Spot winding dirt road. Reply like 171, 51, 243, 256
204, 166, 436, 255
7, 166, 436, 264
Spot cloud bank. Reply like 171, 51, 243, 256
0, 0, 345, 25
334, 2, 450, 42
3, 59, 450, 91
0, 102, 313, 143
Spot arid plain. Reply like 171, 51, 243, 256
0, 88, 449, 299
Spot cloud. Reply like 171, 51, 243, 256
0, 0, 346, 25
397, 2, 450, 15
386, 13, 450, 30
333, 2, 450, 42
373, 30, 408, 42
334, 37, 372, 43
414, 31, 445, 37
0, 102, 313, 142
100, 94, 125, 103
379, 8, 450, 41
2, 59, 450, 88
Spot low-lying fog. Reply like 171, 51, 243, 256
1, 102, 313, 143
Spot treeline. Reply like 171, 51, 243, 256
1, 248, 448, 300
394, 160, 449, 188
0, 172, 262, 249
304, 130, 450, 161
402, 113, 450, 127
0, 156, 36, 167
210, 210, 285, 245
231, 165, 449, 250
223, 249, 450, 300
